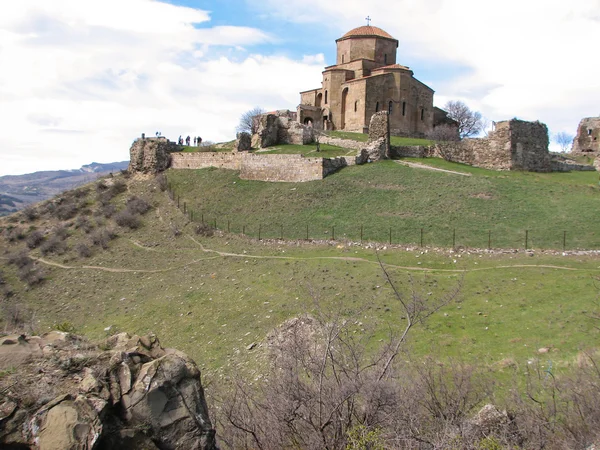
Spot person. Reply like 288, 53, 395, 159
186, 136, 191, 146
197, 136, 202, 146
193, 137, 197, 146
178, 135, 183, 145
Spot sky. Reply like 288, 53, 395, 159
1, 0, 599, 176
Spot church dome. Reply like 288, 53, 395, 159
339, 26, 396, 41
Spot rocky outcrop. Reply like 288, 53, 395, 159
234, 132, 251, 151
361, 137, 388, 162
129, 137, 178, 174
0, 332, 217, 450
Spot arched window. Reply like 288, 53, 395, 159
388, 101, 393, 114
421, 108, 425, 121
402, 102, 406, 116
325, 90, 328, 104
354, 100, 358, 112
375, 102, 379, 113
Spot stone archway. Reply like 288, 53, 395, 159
303, 117, 314, 127
341, 87, 349, 130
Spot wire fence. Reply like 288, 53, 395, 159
166, 187, 600, 251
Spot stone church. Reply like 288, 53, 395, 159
298, 25, 436, 137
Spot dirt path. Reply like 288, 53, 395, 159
395, 160, 471, 176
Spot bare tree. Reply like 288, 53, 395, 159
444, 100, 484, 139
426, 124, 460, 142
236, 107, 266, 135
554, 131, 574, 152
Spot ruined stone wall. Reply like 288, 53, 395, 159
508, 120, 550, 171
129, 137, 178, 173
170, 152, 241, 170
571, 117, 600, 154
240, 154, 323, 182
322, 156, 356, 177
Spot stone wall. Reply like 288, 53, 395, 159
368, 111, 390, 157
128, 137, 178, 173
252, 110, 314, 148
169, 152, 354, 182
571, 117, 600, 154
240, 154, 323, 182
170, 152, 241, 170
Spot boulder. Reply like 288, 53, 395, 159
252, 114, 279, 148
0, 332, 217, 450
122, 352, 216, 450
234, 132, 252, 151
128, 137, 178, 174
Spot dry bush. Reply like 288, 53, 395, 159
4, 226, 26, 242
8, 251, 32, 269
114, 209, 141, 229
97, 203, 116, 218
90, 228, 116, 249
195, 223, 214, 237
40, 234, 67, 256
76, 243, 92, 258
427, 124, 460, 142
96, 179, 128, 205
22, 206, 39, 221
75, 216, 94, 233
126, 196, 151, 215
26, 230, 45, 249
214, 263, 464, 450
55, 201, 79, 221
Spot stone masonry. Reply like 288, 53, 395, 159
252, 110, 314, 148
234, 132, 252, 151
128, 137, 178, 174
571, 117, 600, 154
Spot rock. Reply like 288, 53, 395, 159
0, 334, 43, 369
123, 353, 216, 449
234, 132, 252, 151
128, 137, 178, 174
471, 403, 510, 434
361, 137, 388, 161
252, 110, 314, 148
0, 332, 217, 450
31, 394, 103, 450
538, 347, 550, 354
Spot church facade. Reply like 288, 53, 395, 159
298, 25, 435, 137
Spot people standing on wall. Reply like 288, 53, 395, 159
186, 136, 191, 146
193, 137, 197, 146
178, 135, 183, 145
197, 136, 202, 146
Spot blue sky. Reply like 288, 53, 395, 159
1, 0, 599, 175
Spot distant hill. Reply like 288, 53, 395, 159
0, 161, 129, 216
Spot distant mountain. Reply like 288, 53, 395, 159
0, 161, 129, 216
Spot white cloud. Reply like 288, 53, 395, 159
0, 0, 323, 175
255, 0, 600, 139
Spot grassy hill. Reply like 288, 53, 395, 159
0, 168, 598, 387
166, 159, 600, 250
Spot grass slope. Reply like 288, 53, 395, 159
167, 160, 600, 250
0, 174, 598, 387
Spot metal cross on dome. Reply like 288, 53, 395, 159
365, 16, 372, 26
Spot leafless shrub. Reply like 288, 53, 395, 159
120, 169, 131, 179
96, 179, 127, 205
26, 230, 45, 249
156, 173, 168, 192
4, 226, 26, 242
97, 203, 116, 218
76, 243, 92, 258
22, 206, 39, 221
427, 124, 460, 142
170, 224, 181, 237
18, 262, 45, 286
1, 301, 34, 332
8, 251, 32, 269
72, 187, 90, 199
126, 196, 151, 215
40, 234, 67, 256
114, 209, 141, 229
215, 258, 463, 449
90, 228, 116, 249
195, 223, 214, 237
55, 200, 79, 221
75, 216, 94, 233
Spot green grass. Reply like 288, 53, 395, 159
167, 160, 600, 250
326, 130, 433, 146
257, 143, 354, 158
1, 175, 599, 393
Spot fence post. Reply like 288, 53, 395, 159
242, 225, 245, 236
360, 225, 363, 243
488, 230, 491, 250
227, 220, 230, 233
259, 225, 261, 240
201, 214, 204, 225
280, 224, 283, 240
420, 228, 424, 248
306, 224, 309, 240
177, 196, 180, 208
563, 231, 566, 251
332, 226, 335, 240
389, 227, 392, 245
525, 230, 529, 250
214, 218, 217, 229
183, 202, 186, 214
453, 228, 456, 249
